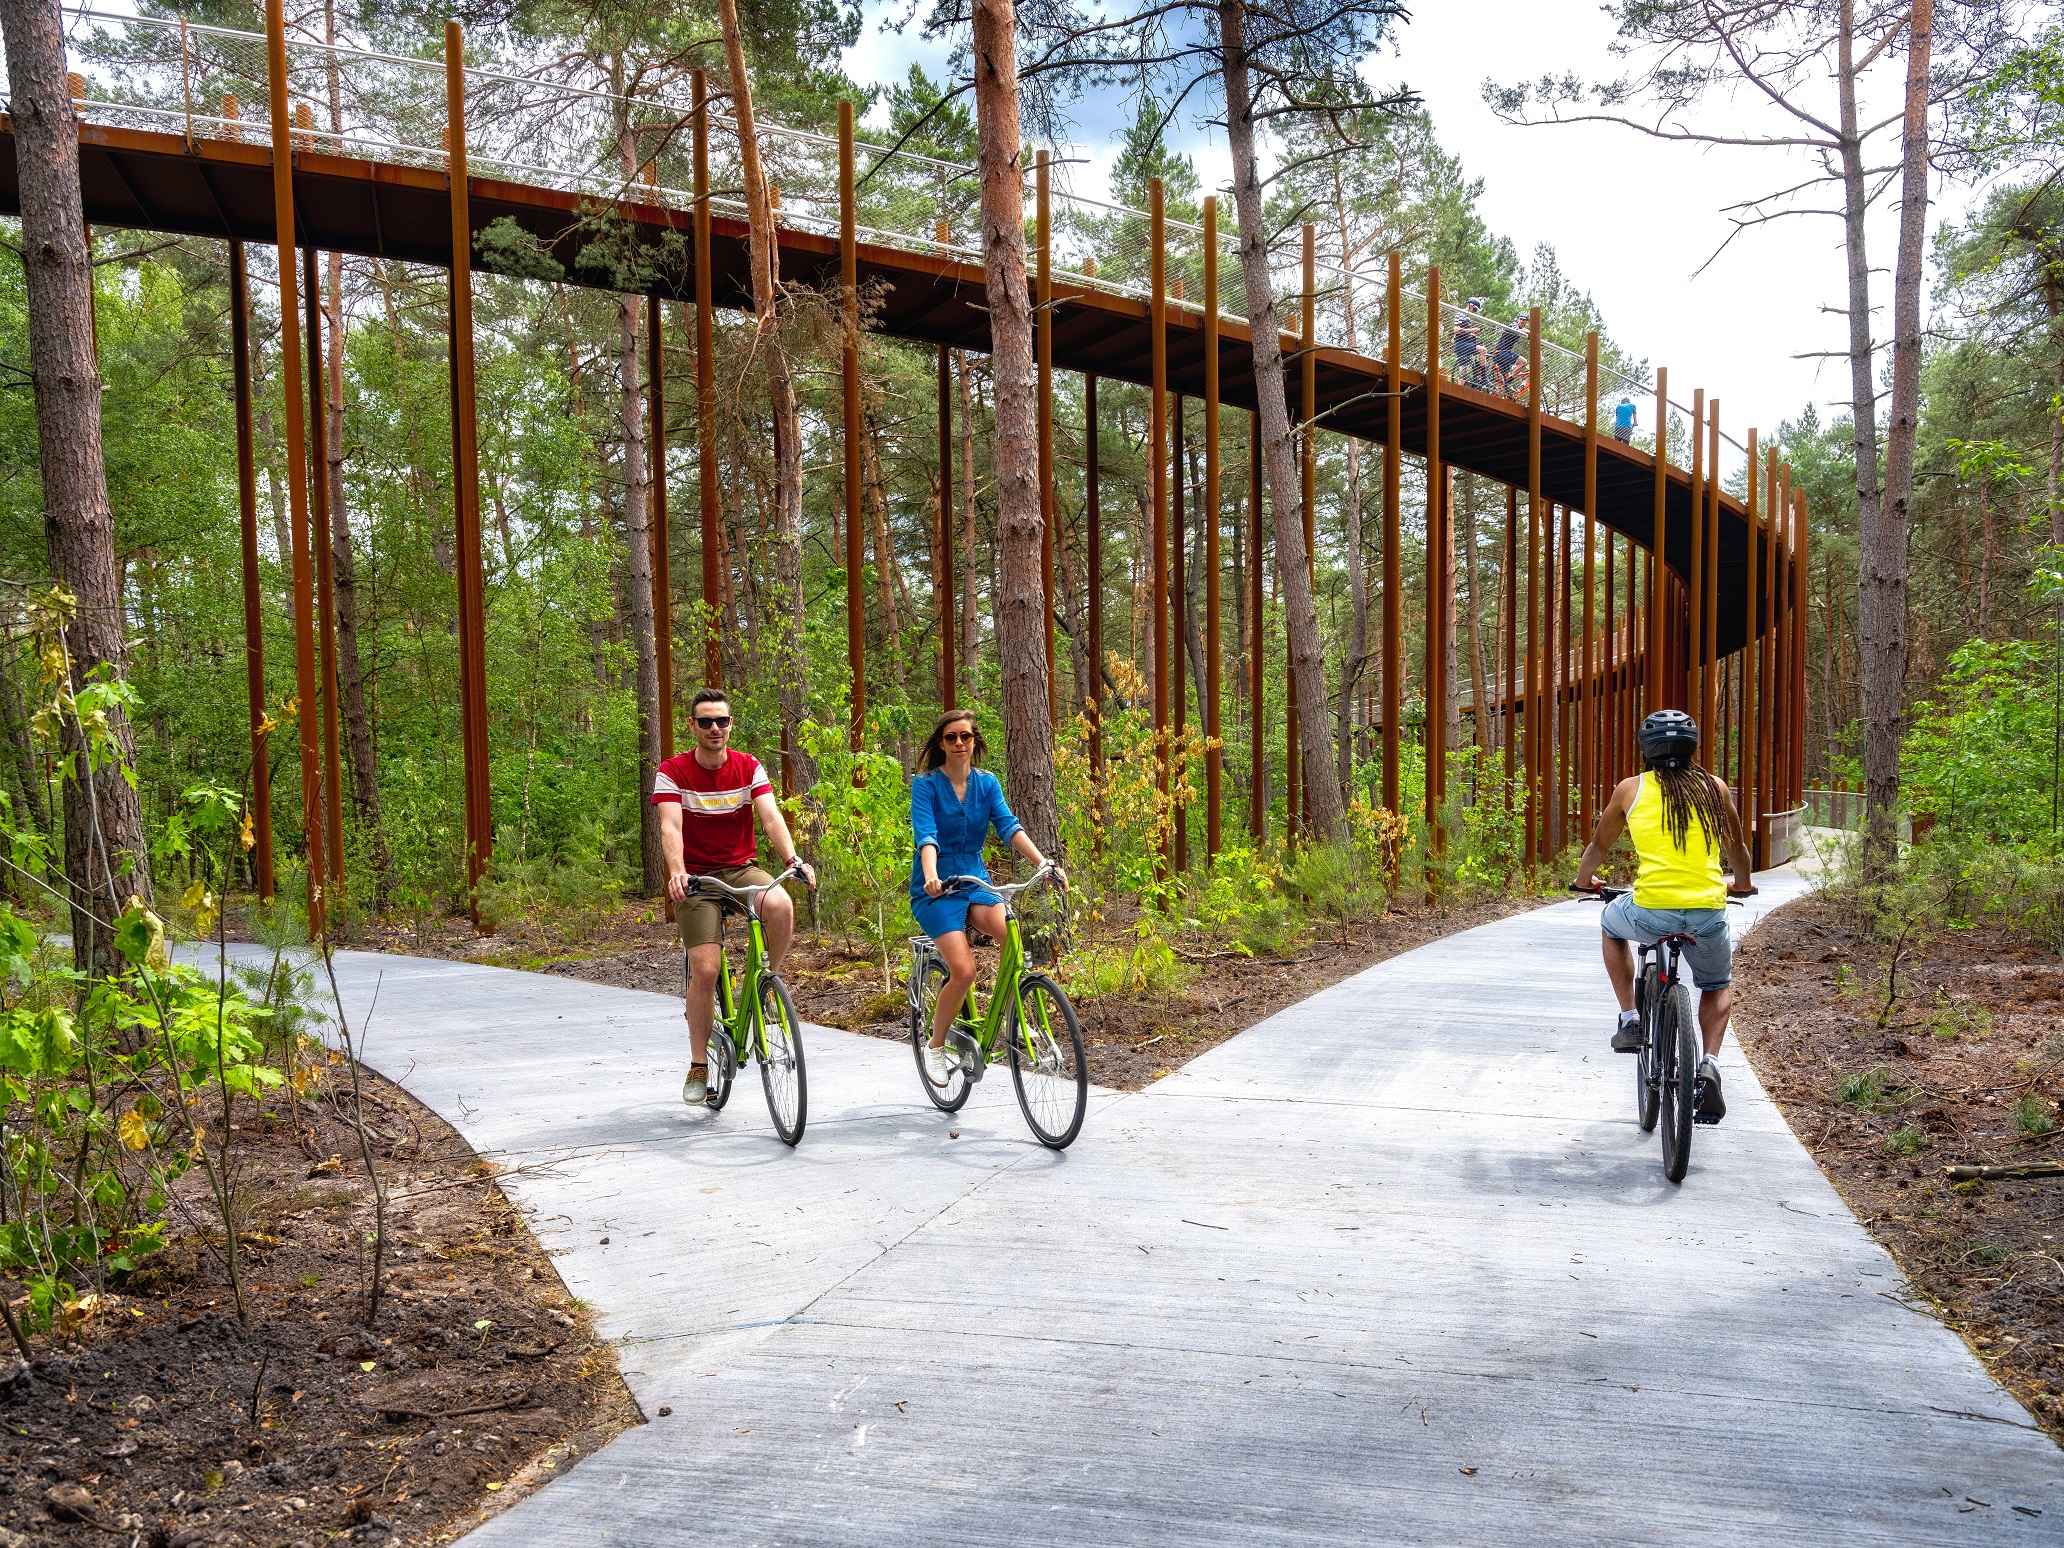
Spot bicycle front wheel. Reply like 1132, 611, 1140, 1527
1658, 977, 1696, 1183
909, 953, 972, 1112
706, 1025, 737, 1111
1635, 965, 1660, 1133
1008, 974, 1088, 1150
756, 974, 807, 1146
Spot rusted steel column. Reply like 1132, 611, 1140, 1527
1703, 402, 1721, 748
1650, 368, 1668, 713
1740, 428, 1758, 815
694, 71, 720, 688
1792, 489, 1809, 806
1775, 461, 1793, 814
1581, 334, 1598, 834
301, 246, 345, 884
229, 241, 275, 899
1173, 395, 1188, 873
1037, 151, 1056, 722
265, 0, 327, 933
1686, 389, 1705, 724
840, 102, 864, 753
1086, 369, 1099, 762
1603, 528, 1617, 797
940, 342, 957, 709
1757, 447, 1778, 857
1203, 196, 1222, 860
1151, 180, 1170, 845
649, 298, 674, 758
1249, 414, 1264, 842
1425, 267, 1445, 837
1300, 229, 1319, 836
1504, 484, 1518, 792
1524, 307, 1541, 865
1382, 253, 1403, 816
1555, 503, 1570, 850
445, 19, 492, 913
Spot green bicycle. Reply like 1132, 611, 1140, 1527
906, 864, 1088, 1149
682, 863, 808, 1146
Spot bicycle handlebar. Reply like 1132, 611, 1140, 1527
934, 861, 1065, 902
1568, 882, 1757, 903
682, 858, 810, 914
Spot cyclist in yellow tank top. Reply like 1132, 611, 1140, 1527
1573, 710, 1756, 1122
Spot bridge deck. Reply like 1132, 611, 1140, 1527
3, 119, 1764, 655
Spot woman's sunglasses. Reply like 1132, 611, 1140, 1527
695, 715, 733, 730
942, 730, 976, 745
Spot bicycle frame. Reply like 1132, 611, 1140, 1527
909, 877, 1057, 1072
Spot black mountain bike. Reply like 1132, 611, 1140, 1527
1571, 885, 1748, 1184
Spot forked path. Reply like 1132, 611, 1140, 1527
311, 868, 2061, 1544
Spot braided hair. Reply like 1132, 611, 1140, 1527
1648, 755, 1741, 854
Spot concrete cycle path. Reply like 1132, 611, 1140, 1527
303, 866, 2061, 1544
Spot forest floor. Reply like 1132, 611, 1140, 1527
364, 890, 1550, 1091
1730, 893, 2064, 1445
0, 1060, 640, 1548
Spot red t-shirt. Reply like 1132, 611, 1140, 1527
650, 749, 772, 871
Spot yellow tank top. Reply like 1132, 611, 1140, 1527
1627, 771, 1726, 910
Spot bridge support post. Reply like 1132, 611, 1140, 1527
1085, 366, 1098, 765
1649, 368, 1669, 715
1524, 307, 1541, 869
1300, 229, 1318, 843
1756, 447, 1777, 864
264, 0, 327, 935
229, 240, 275, 899
444, 19, 492, 921
1423, 264, 1443, 850
1173, 393, 1187, 872
1603, 525, 1617, 801
302, 248, 345, 889
1150, 180, 1168, 864
649, 298, 673, 758
1504, 484, 1518, 795
1775, 461, 1793, 820
1581, 334, 1598, 837
840, 101, 864, 757
1687, 389, 1705, 723
1740, 427, 1758, 828
1037, 151, 1055, 723
1249, 414, 1264, 844
1382, 254, 1402, 821
1705, 405, 1722, 763
694, 69, 720, 688
1791, 489, 1808, 809
939, 340, 957, 709
1203, 197, 1222, 861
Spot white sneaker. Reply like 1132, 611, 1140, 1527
683, 1066, 709, 1105
924, 1043, 958, 1085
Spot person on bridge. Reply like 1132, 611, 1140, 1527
910, 709, 1064, 1086
655, 688, 815, 1106
1572, 710, 1756, 1123
1613, 395, 1638, 442
1453, 299, 1485, 390
1493, 317, 1527, 400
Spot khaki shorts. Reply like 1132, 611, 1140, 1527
675, 865, 776, 950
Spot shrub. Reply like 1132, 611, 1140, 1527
2011, 1093, 2056, 1137
1837, 1066, 1894, 1110
1884, 1124, 1932, 1156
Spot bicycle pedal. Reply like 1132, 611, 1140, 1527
1693, 1112, 1722, 1126
948, 1028, 984, 1083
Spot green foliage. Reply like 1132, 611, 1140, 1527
804, 721, 915, 993
1836, 1066, 1895, 1111
1884, 1125, 1933, 1156
2011, 1094, 2056, 1137
1902, 638, 2059, 844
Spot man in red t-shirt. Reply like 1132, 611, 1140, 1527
653, 689, 815, 1106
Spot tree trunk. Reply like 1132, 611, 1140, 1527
968, 0, 1059, 851
619, 289, 664, 894
1219, 0, 1344, 840
1461, 474, 1490, 751
717, 0, 814, 792
0, 0, 154, 972
958, 352, 981, 679
0, 626, 48, 834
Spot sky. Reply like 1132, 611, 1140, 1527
843, 0, 1977, 443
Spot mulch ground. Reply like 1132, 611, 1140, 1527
1731, 894, 2064, 1443
0, 1061, 640, 1547
523, 892, 1549, 1091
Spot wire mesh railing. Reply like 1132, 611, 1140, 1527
36, 6, 1752, 496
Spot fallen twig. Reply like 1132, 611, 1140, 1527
1942, 1162, 2064, 1183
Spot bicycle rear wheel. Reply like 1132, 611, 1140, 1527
1635, 964, 1660, 1133
706, 1025, 737, 1111
908, 953, 972, 1112
1008, 974, 1088, 1150
756, 974, 807, 1146
1658, 977, 1697, 1183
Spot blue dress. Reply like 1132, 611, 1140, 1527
909, 766, 1023, 938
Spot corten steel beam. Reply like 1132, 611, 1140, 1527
1561, 503, 1573, 845
1203, 196, 1221, 860
1524, 307, 1541, 867
840, 103, 863, 755
1554, 503, 1567, 850
1037, 151, 1055, 721
1740, 427, 1757, 816
694, 71, 719, 687
1792, 490, 1808, 807
939, 340, 956, 709
1086, 369, 1099, 770
1249, 415, 1264, 843
264, 0, 326, 934
1775, 461, 1793, 813
1301, 229, 1318, 839
301, 245, 344, 885
1180, 394, 1197, 879
649, 298, 673, 758
1150, 180, 1169, 849
1382, 253, 1402, 817
1603, 527, 1616, 799
1686, 389, 1704, 724
1649, 369, 1668, 711
228, 240, 274, 898
445, 20, 492, 914
1757, 447, 1778, 859
1703, 402, 1721, 751
1424, 267, 1444, 839
1581, 335, 1598, 835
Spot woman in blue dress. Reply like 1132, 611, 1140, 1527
909, 709, 1064, 1086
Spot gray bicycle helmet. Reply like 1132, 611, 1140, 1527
1638, 709, 1700, 768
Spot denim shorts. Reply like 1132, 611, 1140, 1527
1601, 896, 1734, 990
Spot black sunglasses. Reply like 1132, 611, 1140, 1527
695, 715, 732, 730
942, 730, 975, 745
